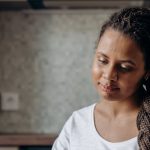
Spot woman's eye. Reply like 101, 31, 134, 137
119, 66, 133, 72
98, 59, 108, 64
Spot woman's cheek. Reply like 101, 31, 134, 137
92, 64, 102, 79
121, 77, 140, 94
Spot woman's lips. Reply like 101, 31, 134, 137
98, 82, 119, 93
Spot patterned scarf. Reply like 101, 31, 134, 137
137, 96, 150, 150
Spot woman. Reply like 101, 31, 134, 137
52, 7, 150, 150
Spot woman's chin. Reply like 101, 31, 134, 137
99, 90, 121, 101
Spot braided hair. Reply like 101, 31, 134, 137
98, 7, 150, 149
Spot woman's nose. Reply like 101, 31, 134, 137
103, 65, 118, 81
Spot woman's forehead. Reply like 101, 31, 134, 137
97, 29, 144, 60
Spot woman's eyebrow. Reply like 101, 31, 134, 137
96, 52, 108, 58
120, 60, 136, 66
96, 51, 136, 66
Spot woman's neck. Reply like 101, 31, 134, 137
97, 98, 140, 119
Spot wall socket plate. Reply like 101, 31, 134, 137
1, 92, 19, 111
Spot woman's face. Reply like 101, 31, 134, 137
92, 28, 145, 101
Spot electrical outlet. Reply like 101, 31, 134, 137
1, 92, 19, 111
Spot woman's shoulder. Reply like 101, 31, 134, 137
70, 103, 96, 125
52, 103, 97, 149
73, 103, 96, 116
63, 103, 96, 131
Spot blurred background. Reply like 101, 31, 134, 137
0, 0, 148, 149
